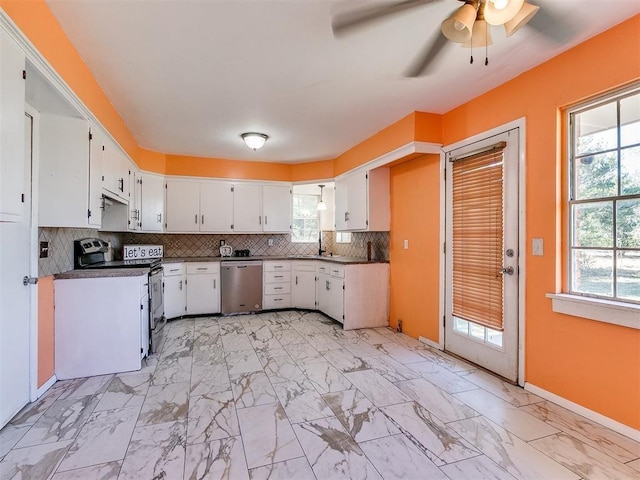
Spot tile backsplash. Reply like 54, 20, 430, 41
38, 228, 121, 277
38, 228, 389, 277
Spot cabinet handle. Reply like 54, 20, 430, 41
179, 280, 183, 290
326, 280, 330, 291
213, 279, 216, 289
195, 214, 198, 224
274, 265, 283, 269
259, 216, 262, 225
274, 286, 283, 290
170, 268, 180, 273
196, 267, 207, 271
157, 213, 162, 223
296, 276, 298, 285
202, 215, 205, 224
265, 215, 268, 225
275, 298, 283, 301
274, 275, 284, 279
119, 178, 124, 192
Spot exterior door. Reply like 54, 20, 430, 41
0, 111, 32, 427
444, 129, 520, 382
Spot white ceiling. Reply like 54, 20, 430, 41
46, 0, 640, 163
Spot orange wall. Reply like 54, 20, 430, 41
443, 16, 640, 429
37, 276, 55, 387
389, 154, 441, 341
165, 154, 294, 181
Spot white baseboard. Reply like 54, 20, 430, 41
525, 383, 640, 442
36, 375, 57, 399
418, 336, 443, 350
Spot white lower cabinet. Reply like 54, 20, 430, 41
54, 274, 148, 379
263, 261, 292, 309
186, 262, 220, 315
317, 265, 345, 324
163, 263, 186, 319
293, 262, 317, 309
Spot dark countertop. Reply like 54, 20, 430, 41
163, 255, 388, 265
55, 268, 149, 280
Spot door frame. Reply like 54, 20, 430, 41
439, 118, 527, 386
26, 103, 40, 402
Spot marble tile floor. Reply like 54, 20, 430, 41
1, 310, 639, 480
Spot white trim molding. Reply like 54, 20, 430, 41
419, 335, 443, 350
36, 375, 57, 399
547, 293, 639, 330
525, 382, 640, 442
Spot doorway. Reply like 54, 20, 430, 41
443, 127, 522, 383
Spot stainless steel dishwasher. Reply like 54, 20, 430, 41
221, 261, 263, 314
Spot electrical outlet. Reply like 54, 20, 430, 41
403, 239, 409, 250
268, 238, 274, 246
532, 238, 544, 256
39, 241, 49, 258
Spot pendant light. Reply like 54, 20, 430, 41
317, 184, 327, 211
241, 132, 269, 151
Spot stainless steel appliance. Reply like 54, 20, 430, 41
221, 261, 263, 314
73, 238, 166, 354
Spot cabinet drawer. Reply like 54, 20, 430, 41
186, 262, 220, 274
263, 294, 292, 309
294, 262, 316, 272
330, 266, 345, 278
264, 283, 291, 295
264, 262, 291, 272
265, 271, 291, 283
163, 263, 184, 276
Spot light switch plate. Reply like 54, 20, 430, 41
403, 240, 409, 250
532, 238, 544, 256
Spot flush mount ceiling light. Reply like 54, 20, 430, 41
241, 132, 269, 151
317, 184, 327, 211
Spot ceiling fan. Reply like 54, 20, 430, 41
332, 0, 568, 77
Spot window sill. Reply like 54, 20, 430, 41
546, 294, 639, 330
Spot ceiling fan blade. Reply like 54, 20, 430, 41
332, 0, 441, 37
526, 4, 578, 45
403, 31, 449, 77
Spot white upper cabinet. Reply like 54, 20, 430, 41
102, 138, 130, 202
233, 183, 263, 232
0, 30, 26, 222
38, 113, 92, 228
88, 123, 104, 227
165, 180, 200, 232
165, 179, 233, 233
263, 185, 291, 233
200, 182, 233, 233
335, 167, 390, 232
140, 173, 164, 232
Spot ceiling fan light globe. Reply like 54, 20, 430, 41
484, 0, 524, 25
441, 3, 477, 43
492, 0, 509, 10
504, 2, 540, 36
461, 19, 494, 48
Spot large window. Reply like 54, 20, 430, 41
568, 88, 640, 303
292, 194, 319, 242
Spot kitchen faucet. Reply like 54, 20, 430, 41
318, 231, 326, 256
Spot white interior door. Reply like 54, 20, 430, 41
444, 129, 520, 382
0, 111, 33, 427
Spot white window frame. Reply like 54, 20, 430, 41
291, 193, 320, 243
550, 84, 640, 329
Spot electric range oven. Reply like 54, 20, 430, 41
74, 238, 166, 354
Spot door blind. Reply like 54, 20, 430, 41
451, 144, 505, 331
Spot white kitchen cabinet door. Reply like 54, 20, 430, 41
317, 272, 343, 322
88, 123, 104, 227
163, 263, 186, 319
334, 176, 348, 231
141, 173, 164, 232
186, 273, 220, 315
165, 180, 200, 232
102, 140, 129, 202
129, 169, 142, 231
38, 114, 91, 228
0, 30, 26, 222
263, 185, 291, 233
200, 182, 233, 233
346, 170, 368, 230
233, 183, 263, 232
293, 269, 316, 309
